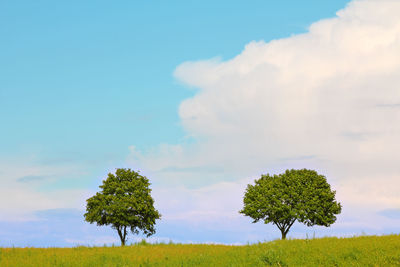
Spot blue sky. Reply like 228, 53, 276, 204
1, 0, 349, 164
2, 0, 400, 247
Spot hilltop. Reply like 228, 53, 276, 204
1, 234, 399, 266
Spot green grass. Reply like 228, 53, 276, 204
1, 235, 399, 266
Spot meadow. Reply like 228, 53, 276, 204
0, 234, 399, 266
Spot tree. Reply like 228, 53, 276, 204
84, 168, 161, 246
240, 169, 341, 240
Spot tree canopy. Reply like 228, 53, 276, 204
84, 168, 161, 246
240, 169, 341, 239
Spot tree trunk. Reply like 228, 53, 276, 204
117, 227, 127, 246
276, 219, 295, 240
281, 230, 287, 240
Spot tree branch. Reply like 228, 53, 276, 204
284, 219, 296, 235
123, 226, 127, 243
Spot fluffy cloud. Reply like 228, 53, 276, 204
130, 0, 400, 236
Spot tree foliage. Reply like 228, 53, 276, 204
240, 169, 341, 239
84, 168, 161, 246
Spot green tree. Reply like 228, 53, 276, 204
84, 168, 161, 246
240, 169, 341, 240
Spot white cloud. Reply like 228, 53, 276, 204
0, 158, 90, 222
153, 178, 251, 224
129, 0, 400, 236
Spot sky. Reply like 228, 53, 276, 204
1, 0, 400, 247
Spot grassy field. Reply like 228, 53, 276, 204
0, 234, 399, 266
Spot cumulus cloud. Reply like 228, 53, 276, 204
129, 0, 400, 236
